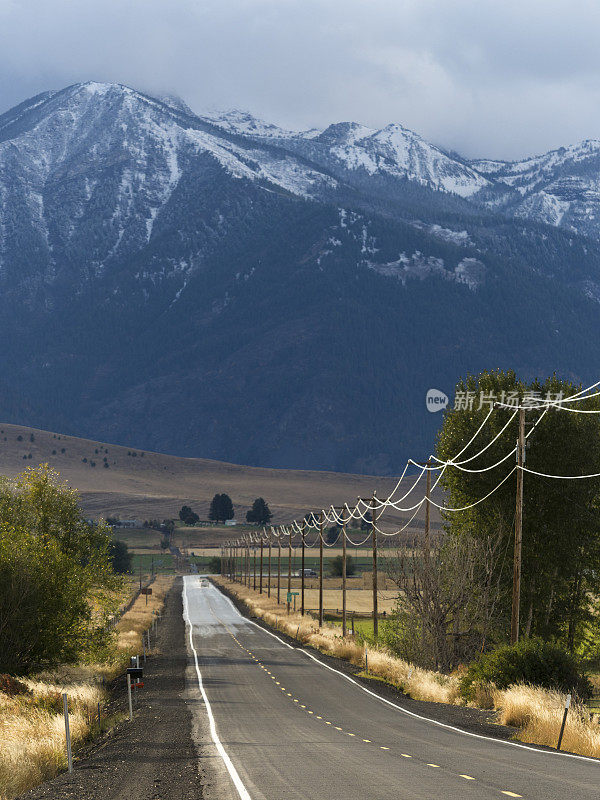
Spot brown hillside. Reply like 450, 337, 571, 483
0, 423, 442, 528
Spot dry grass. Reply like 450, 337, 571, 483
0, 574, 174, 800
113, 575, 173, 666
216, 577, 600, 757
495, 685, 600, 757
301, 587, 397, 613
0, 422, 443, 525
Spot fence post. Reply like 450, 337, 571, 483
365, 646, 368, 675
127, 674, 133, 721
62, 693, 73, 773
557, 694, 571, 750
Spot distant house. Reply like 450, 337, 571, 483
113, 519, 143, 529
224, 519, 237, 526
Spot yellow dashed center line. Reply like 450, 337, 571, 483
223, 630, 500, 795
501, 793, 522, 798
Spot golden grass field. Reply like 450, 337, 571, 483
216, 577, 600, 759
0, 422, 443, 528
0, 575, 173, 800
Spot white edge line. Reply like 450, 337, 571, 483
183, 577, 253, 800
211, 581, 600, 766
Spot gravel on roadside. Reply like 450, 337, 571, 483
18, 578, 204, 800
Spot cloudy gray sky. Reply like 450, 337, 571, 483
1, 0, 600, 159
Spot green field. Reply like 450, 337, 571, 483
130, 553, 175, 573
327, 615, 376, 638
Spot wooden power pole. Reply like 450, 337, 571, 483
259, 532, 264, 594
342, 507, 348, 638
268, 530, 272, 598
301, 520, 306, 616
319, 512, 324, 627
277, 531, 281, 605
371, 495, 379, 640
287, 529, 292, 613
511, 407, 526, 644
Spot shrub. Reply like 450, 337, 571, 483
460, 638, 592, 701
329, 555, 355, 577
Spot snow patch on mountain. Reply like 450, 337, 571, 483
367, 252, 485, 289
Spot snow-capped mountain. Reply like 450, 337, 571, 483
2, 81, 600, 472
472, 141, 600, 238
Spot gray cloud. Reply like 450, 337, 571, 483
1, 0, 600, 159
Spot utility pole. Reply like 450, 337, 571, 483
268, 530, 272, 598
277, 531, 281, 605
287, 529, 292, 614
371, 494, 379, 640
319, 511, 324, 627
511, 407, 526, 644
245, 535, 250, 586
259, 532, 264, 594
342, 507, 348, 637
301, 520, 306, 616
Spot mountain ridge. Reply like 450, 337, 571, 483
1, 82, 600, 472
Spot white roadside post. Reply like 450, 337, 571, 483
127, 673, 133, 721
62, 693, 73, 773
557, 693, 571, 750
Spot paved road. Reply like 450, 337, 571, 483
183, 577, 600, 800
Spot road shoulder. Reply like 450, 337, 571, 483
18, 578, 204, 800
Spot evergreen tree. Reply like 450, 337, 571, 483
179, 505, 199, 525
109, 540, 133, 573
209, 493, 235, 523
246, 497, 272, 525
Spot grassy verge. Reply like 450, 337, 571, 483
215, 577, 600, 758
0, 575, 174, 800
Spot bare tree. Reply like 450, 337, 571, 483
384, 529, 506, 671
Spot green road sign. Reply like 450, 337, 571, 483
286, 591, 299, 601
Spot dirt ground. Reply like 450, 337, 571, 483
18, 579, 204, 800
